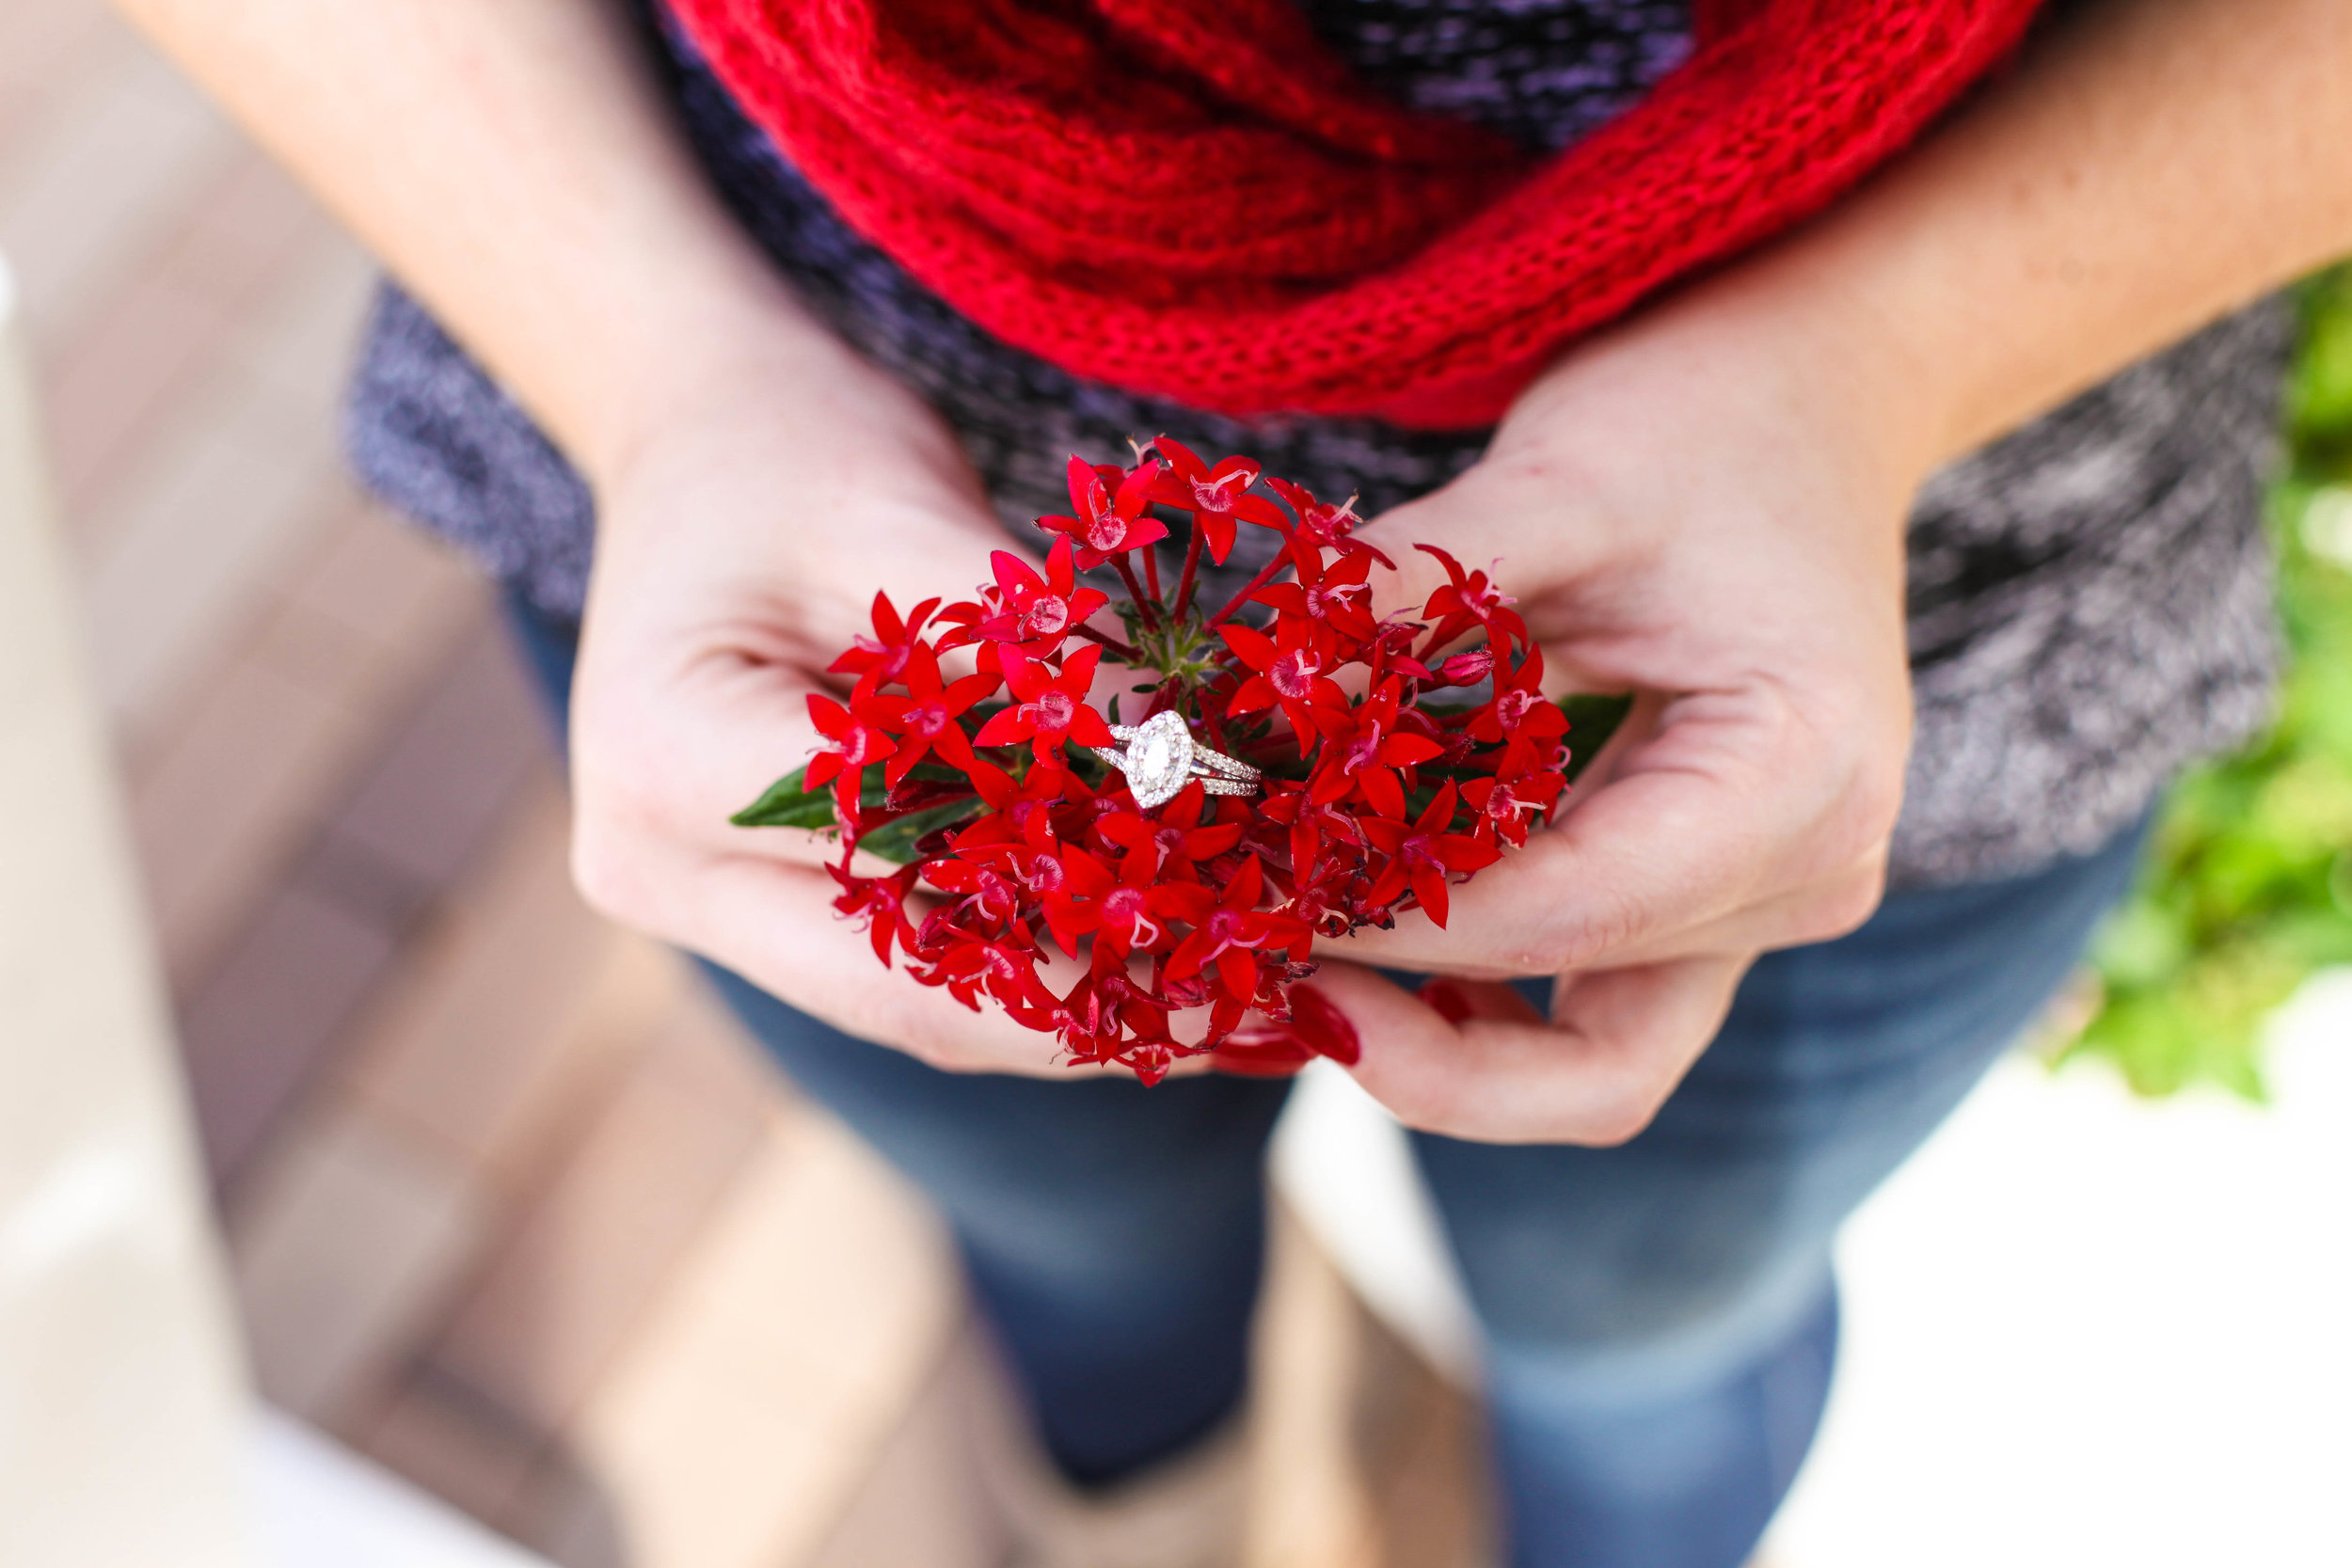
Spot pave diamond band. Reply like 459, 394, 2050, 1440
1093, 710, 1263, 810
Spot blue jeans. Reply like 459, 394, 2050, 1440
508, 600, 2147, 1568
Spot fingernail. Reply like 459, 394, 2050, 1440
1207, 1026, 1313, 1077
1418, 978, 1474, 1025
1289, 983, 1360, 1066
1211, 1043, 1312, 1077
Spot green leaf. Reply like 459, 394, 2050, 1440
730, 766, 837, 830
2067, 264, 2352, 1101
857, 798, 984, 864
732, 766, 980, 864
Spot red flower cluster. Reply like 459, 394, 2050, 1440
744, 439, 1580, 1084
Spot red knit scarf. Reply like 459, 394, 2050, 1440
669, 0, 2045, 428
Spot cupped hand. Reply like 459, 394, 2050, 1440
565, 349, 1154, 1076
1316, 291, 1932, 1143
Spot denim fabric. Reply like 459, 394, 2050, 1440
504, 595, 2147, 1566
1445, 817, 2150, 1565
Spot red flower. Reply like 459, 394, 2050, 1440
1094, 783, 1246, 880
828, 860, 919, 964
1417, 545, 1528, 651
972, 643, 1115, 762
1148, 436, 1289, 565
1250, 544, 1377, 642
919, 856, 1025, 927
976, 536, 1109, 652
1047, 971, 1172, 1072
1041, 455, 1169, 568
1219, 618, 1349, 758
1043, 977, 1180, 1078
1436, 646, 1496, 687
1468, 650, 1567, 752
805, 684, 898, 815
964, 752, 1073, 820
912, 928, 1056, 1014
1307, 679, 1445, 819
831, 591, 941, 681
1263, 476, 1394, 570
855, 644, 1003, 787
1462, 768, 1566, 848
1163, 856, 1310, 1008
1044, 842, 1197, 960
1358, 782, 1502, 927
739, 445, 1586, 1083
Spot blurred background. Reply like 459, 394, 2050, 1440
0, 3, 2345, 1566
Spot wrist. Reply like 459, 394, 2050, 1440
580, 285, 982, 526
581, 283, 862, 481
1500, 249, 1948, 524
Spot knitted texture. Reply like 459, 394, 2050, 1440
667, 0, 2045, 425
346, 0, 2289, 889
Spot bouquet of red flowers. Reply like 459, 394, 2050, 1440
736, 439, 1623, 1083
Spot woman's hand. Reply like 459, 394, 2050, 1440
125, 0, 2352, 1120
1284, 0, 2352, 1147
564, 349, 1124, 1076
1314, 283, 1930, 1143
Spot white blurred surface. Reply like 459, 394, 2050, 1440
2, 251, 258, 1568
1276, 972, 2352, 1567
1769, 972, 2352, 1567
1275, 1058, 1482, 1381
253, 1411, 553, 1568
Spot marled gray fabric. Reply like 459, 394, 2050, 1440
344, 0, 2289, 889
1898, 303, 2290, 882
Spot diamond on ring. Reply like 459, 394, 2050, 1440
1093, 710, 1262, 810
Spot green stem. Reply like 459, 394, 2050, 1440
1073, 624, 1144, 661
1208, 553, 1290, 626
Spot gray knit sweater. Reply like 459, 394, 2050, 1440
346, 0, 2290, 888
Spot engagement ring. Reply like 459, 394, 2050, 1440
1094, 710, 1262, 810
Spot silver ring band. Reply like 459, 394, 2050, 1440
1094, 711, 1262, 810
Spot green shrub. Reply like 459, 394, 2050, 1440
2066, 269, 2352, 1097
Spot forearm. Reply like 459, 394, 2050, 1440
110, 0, 857, 483
1544, 0, 2352, 484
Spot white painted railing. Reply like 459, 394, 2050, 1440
1, 253, 555, 1568
0, 255, 260, 1565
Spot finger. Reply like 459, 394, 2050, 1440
1311, 952, 1749, 1145
1341, 852, 1884, 975
1331, 682, 1888, 976
1350, 469, 1596, 626
612, 848, 1128, 1078
576, 603, 1133, 877
692, 855, 1219, 1078
570, 632, 848, 858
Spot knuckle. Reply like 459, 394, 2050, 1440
1794, 758, 1904, 901
1831, 753, 1908, 862
568, 816, 644, 924
900, 1036, 963, 1071
1812, 863, 1889, 942
851, 994, 932, 1059
901, 1020, 986, 1073
1581, 1070, 1671, 1148
1775, 862, 1888, 951
872, 999, 1001, 1075
568, 770, 681, 927
1380, 1064, 1471, 1136
1536, 889, 1645, 973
